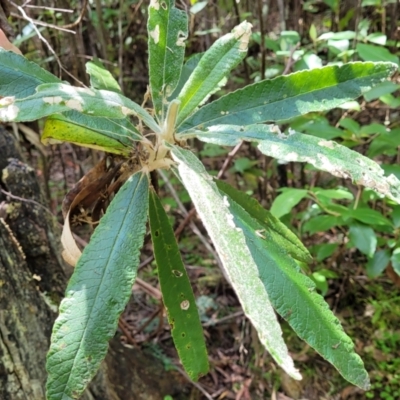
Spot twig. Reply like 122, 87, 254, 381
10, 12, 76, 33
217, 140, 244, 179
282, 42, 300, 76
0, 188, 54, 215
202, 310, 244, 327
10, 1, 85, 85
118, 318, 138, 347
25, 5, 73, 13
174, 365, 213, 400
60, 0, 88, 29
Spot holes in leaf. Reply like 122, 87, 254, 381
172, 270, 183, 277
161, 1, 167, 9
154, 229, 160, 237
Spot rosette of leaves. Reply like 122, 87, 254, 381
0, 1, 398, 398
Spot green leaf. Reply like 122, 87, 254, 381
303, 215, 340, 235
391, 205, 400, 228
313, 243, 339, 262
86, 59, 122, 93
176, 21, 252, 126
177, 62, 396, 132
216, 180, 312, 263
357, 43, 399, 65
270, 189, 308, 218
344, 207, 393, 227
46, 171, 149, 400
391, 248, 400, 276
0, 82, 160, 133
148, 0, 188, 121
348, 224, 377, 257
186, 124, 400, 203
363, 81, 400, 101
171, 145, 301, 380
366, 249, 390, 278
312, 187, 354, 201
224, 197, 370, 389
42, 111, 141, 155
169, 53, 203, 101
149, 189, 209, 380
0, 48, 61, 98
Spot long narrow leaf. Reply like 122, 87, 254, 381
187, 124, 400, 204
256, 128, 400, 204
216, 179, 312, 263
46, 171, 149, 400
0, 48, 61, 98
177, 62, 397, 132
169, 53, 203, 101
42, 111, 141, 155
225, 198, 370, 389
171, 145, 301, 380
176, 21, 252, 126
149, 189, 209, 380
148, 0, 188, 121
0, 82, 160, 133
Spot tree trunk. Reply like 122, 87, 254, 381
0, 128, 191, 400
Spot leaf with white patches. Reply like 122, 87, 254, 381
176, 21, 252, 126
171, 145, 302, 381
148, 0, 188, 122
0, 82, 160, 133
184, 123, 400, 204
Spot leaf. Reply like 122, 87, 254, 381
357, 43, 399, 65
0, 82, 160, 133
216, 179, 312, 263
85, 59, 122, 93
390, 248, 400, 276
176, 21, 252, 126
303, 215, 340, 235
348, 224, 377, 257
366, 249, 390, 278
223, 194, 370, 389
177, 62, 397, 132
0, 48, 61, 98
170, 145, 301, 380
169, 53, 203, 101
312, 187, 354, 201
148, 0, 188, 121
344, 207, 393, 227
61, 209, 82, 267
270, 188, 309, 218
185, 123, 400, 203
42, 111, 141, 156
149, 189, 209, 380
46, 171, 149, 400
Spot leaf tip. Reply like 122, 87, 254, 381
233, 21, 253, 52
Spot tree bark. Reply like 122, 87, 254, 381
0, 128, 191, 400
